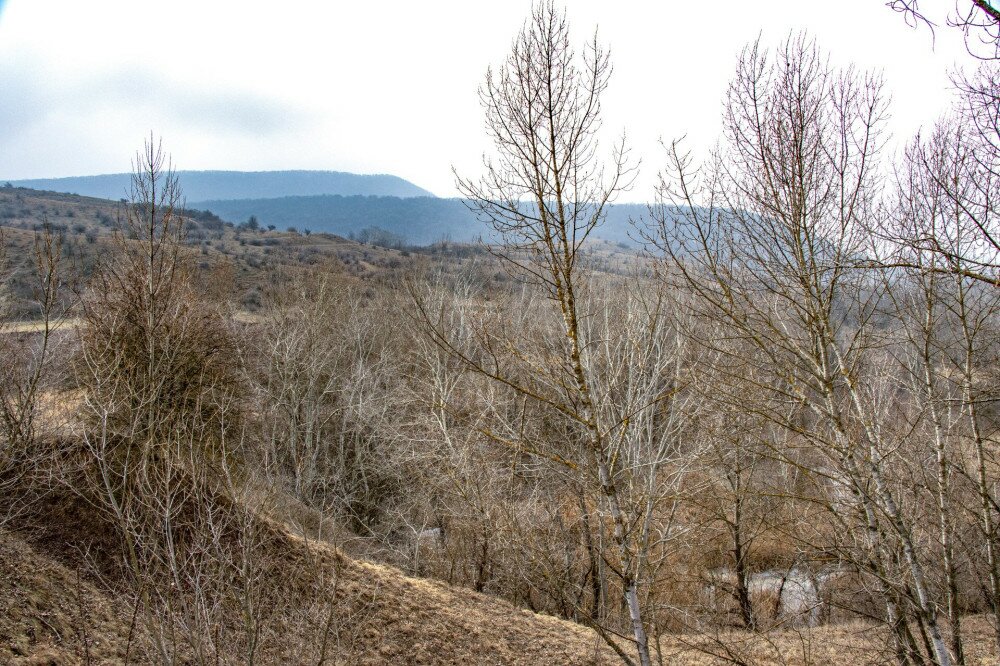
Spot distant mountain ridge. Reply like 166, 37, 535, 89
189, 194, 649, 246
4, 170, 435, 201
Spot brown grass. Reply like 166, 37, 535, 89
0, 529, 135, 665
4, 479, 1000, 665
658, 617, 998, 665
1, 487, 618, 665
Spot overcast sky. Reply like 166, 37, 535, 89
0, 0, 976, 199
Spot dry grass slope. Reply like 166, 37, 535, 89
324, 547, 614, 665
7, 506, 998, 666
0, 530, 134, 665
658, 618, 999, 665
0, 500, 618, 665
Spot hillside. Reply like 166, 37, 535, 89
5, 492, 998, 665
191, 194, 480, 245
0, 187, 644, 319
0, 186, 510, 318
188, 194, 650, 246
0, 495, 619, 665
3, 170, 435, 202
1, 177, 654, 248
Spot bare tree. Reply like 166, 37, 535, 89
879, 101, 1000, 286
413, 4, 695, 663
74, 137, 265, 664
879, 111, 1000, 660
0, 225, 68, 525
888, 0, 1000, 59
692, 395, 772, 632
249, 271, 410, 536
252, 272, 345, 504
653, 34, 960, 665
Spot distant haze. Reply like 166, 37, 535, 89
6, 171, 434, 202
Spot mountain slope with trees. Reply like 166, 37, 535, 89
188, 194, 649, 246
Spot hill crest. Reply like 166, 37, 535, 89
4, 170, 435, 202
